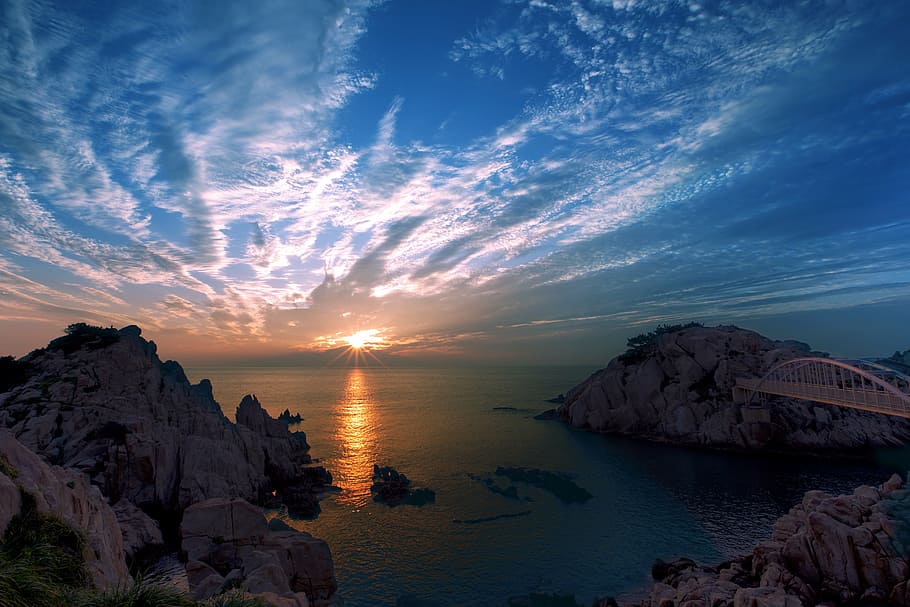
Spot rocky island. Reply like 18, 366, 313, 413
0, 324, 340, 606
557, 324, 910, 452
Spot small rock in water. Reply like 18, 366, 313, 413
277, 408, 303, 424
372, 464, 436, 507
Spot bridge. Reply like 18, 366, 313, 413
733, 357, 910, 419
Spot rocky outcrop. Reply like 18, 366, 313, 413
0, 429, 130, 588
627, 475, 910, 607
181, 497, 339, 607
559, 325, 910, 451
371, 465, 436, 507
0, 325, 329, 519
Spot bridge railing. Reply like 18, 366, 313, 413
733, 357, 910, 418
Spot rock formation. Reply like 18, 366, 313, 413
371, 465, 436, 507
558, 325, 910, 451
180, 497, 339, 606
0, 325, 330, 522
626, 474, 910, 607
0, 324, 339, 606
0, 429, 130, 588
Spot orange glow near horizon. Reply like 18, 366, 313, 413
327, 328, 387, 367
345, 329, 381, 349
332, 368, 379, 509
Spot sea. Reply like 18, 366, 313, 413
184, 365, 910, 607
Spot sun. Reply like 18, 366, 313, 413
344, 329, 381, 350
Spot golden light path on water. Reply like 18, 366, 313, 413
332, 368, 379, 510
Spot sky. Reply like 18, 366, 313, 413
1, 0, 909, 366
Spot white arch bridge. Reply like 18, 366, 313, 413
733, 357, 910, 418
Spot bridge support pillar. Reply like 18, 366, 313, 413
741, 404, 772, 448
742, 405, 771, 424
732, 386, 750, 404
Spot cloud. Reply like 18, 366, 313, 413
1, 0, 909, 360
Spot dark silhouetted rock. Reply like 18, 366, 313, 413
371, 464, 436, 507
278, 408, 303, 424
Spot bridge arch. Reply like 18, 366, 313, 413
734, 357, 910, 418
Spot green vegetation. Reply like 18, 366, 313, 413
70, 578, 196, 607
0, 490, 89, 607
48, 323, 121, 354
0, 488, 268, 607
619, 322, 703, 364
0, 454, 16, 480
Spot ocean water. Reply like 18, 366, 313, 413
185, 365, 904, 606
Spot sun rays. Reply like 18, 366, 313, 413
327, 329, 386, 367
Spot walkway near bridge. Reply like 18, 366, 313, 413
733, 357, 910, 418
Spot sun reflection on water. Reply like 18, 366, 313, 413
332, 368, 379, 509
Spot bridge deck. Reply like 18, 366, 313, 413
736, 377, 910, 418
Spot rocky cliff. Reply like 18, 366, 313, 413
626, 474, 910, 607
558, 325, 910, 451
0, 324, 329, 523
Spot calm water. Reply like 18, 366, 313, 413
185, 365, 906, 606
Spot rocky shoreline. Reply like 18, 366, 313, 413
615, 474, 910, 607
0, 324, 340, 606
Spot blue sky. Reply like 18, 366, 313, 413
1, 0, 909, 364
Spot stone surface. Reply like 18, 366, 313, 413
0, 325, 329, 519
113, 498, 163, 559
558, 325, 910, 451
622, 475, 910, 607
0, 429, 130, 588
181, 497, 339, 606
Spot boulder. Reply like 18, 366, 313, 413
113, 498, 163, 559
0, 429, 130, 588
181, 498, 338, 606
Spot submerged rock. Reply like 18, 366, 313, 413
558, 325, 910, 451
371, 465, 436, 507
495, 466, 592, 504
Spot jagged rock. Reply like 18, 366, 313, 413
181, 497, 338, 606
238, 394, 292, 439
558, 325, 910, 451
0, 429, 130, 588
0, 325, 327, 520
624, 475, 910, 607
278, 408, 303, 425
